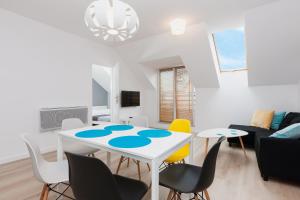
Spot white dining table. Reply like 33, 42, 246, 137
56, 122, 193, 200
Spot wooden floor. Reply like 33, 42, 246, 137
1, 137, 300, 200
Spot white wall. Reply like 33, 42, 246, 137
246, 0, 300, 86
143, 70, 298, 131
92, 65, 112, 92
0, 9, 142, 164
298, 81, 300, 112
195, 71, 298, 131
118, 58, 146, 120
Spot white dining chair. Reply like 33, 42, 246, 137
128, 116, 149, 128
21, 134, 73, 200
61, 118, 99, 156
116, 116, 151, 180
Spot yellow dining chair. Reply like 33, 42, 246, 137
165, 119, 192, 164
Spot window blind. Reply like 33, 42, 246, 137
159, 69, 174, 123
159, 67, 194, 124
175, 67, 194, 124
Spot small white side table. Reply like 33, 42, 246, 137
197, 128, 248, 158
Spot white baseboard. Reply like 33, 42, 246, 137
0, 145, 57, 165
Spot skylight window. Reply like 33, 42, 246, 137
213, 28, 247, 72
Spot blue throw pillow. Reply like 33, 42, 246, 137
271, 112, 286, 130
270, 123, 300, 139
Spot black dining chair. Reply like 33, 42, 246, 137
65, 152, 148, 200
159, 136, 226, 200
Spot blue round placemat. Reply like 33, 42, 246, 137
104, 125, 134, 131
137, 129, 172, 138
75, 129, 112, 138
108, 136, 151, 148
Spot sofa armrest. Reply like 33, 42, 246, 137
229, 124, 270, 133
259, 137, 300, 180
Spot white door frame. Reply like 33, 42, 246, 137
110, 63, 119, 123
92, 64, 119, 123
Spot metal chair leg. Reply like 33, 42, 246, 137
48, 183, 75, 200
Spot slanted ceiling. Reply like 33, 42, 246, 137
116, 23, 219, 89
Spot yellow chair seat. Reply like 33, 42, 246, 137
165, 144, 190, 163
165, 119, 191, 164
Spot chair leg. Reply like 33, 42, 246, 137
116, 156, 124, 174
194, 193, 199, 200
167, 190, 173, 200
137, 160, 141, 180
175, 192, 182, 200
170, 191, 177, 200
127, 158, 130, 167
39, 184, 47, 200
147, 163, 151, 171
204, 190, 211, 200
43, 185, 49, 200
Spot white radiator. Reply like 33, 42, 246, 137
40, 106, 88, 132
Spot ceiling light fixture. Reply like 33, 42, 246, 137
170, 18, 186, 35
84, 0, 139, 42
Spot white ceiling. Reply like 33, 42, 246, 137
0, 0, 277, 45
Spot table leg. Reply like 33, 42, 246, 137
188, 139, 194, 199
204, 138, 209, 155
107, 152, 112, 168
151, 160, 159, 200
188, 138, 194, 164
57, 135, 63, 161
56, 135, 64, 200
238, 136, 247, 158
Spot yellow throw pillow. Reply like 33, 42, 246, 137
251, 110, 275, 129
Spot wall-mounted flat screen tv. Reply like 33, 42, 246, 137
121, 91, 140, 107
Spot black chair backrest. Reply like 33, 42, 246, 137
196, 137, 225, 191
65, 152, 122, 200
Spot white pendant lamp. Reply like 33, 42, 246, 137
85, 0, 139, 42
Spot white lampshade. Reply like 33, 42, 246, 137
170, 18, 186, 35
85, 0, 139, 42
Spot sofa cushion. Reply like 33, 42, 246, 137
251, 110, 274, 129
270, 123, 300, 139
271, 112, 286, 130
279, 112, 300, 130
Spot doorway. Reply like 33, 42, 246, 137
92, 64, 116, 122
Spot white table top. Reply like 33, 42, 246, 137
57, 122, 192, 161
197, 128, 248, 138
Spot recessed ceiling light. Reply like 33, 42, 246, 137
170, 18, 186, 35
